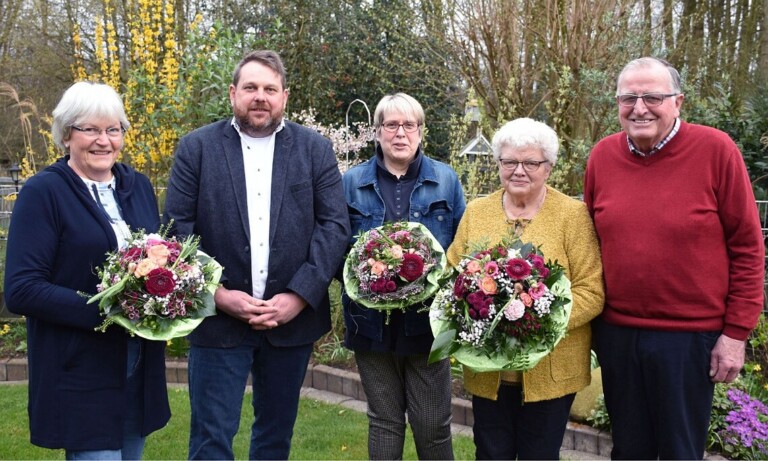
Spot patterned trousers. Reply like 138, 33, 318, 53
355, 350, 455, 460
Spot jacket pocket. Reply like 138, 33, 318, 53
414, 201, 453, 248
549, 339, 589, 382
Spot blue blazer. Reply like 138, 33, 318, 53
4, 157, 170, 450
164, 119, 351, 347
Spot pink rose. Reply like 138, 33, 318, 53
520, 292, 533, 307
466, 260, 482, 274
390, 245, 404, 259
528, 282, 548, 299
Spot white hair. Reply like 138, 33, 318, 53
491, 118, 560, 165
52, 81, 130, 150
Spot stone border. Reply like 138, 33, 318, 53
1, 358, 613, 458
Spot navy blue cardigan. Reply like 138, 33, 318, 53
4, 156, 170, 450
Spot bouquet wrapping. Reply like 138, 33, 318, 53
429, 236, 572, 372
88, 228, 223, 340
343, 222, 447, 314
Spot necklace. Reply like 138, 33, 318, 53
502, 189, 546, 236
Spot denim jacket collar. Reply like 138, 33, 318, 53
356, 146, 438, 190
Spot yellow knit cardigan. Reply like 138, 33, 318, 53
446, 186, 605, 402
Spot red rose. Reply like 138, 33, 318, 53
145, 267, 176, 297
398, 253, 425, 282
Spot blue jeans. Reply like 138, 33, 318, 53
66, 338, 146, 460
187, 333, 313, 460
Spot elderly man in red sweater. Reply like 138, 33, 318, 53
584, 57, 765, 460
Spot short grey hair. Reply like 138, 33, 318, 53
52, 82, 130, 151
373, 93, 425, 133
616, 57, 682, 95
491, 118, 560, 165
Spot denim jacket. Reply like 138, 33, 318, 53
342, 154, 466, 345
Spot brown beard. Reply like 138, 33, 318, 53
235, 112, 282, 138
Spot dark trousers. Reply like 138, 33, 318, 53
472, 384, 575, 460
355, 350, 454, 460
594, 318, 718, 460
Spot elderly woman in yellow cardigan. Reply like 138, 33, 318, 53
447, 118, 604, 460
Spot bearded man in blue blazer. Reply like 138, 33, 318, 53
164, 50, 350, 461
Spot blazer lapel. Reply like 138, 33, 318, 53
221, 125, 251, 241
269, 125, 293, 246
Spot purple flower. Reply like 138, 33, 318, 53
719, 388, 768, 455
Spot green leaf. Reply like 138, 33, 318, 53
429, 329, 457, 364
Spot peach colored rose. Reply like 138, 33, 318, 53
520, 292, 533, 307
466, 260, 482, 274
146, 244, 170, 266
134, 259, 159, 277
479, 276, 498, 295
514, 282, 524, 294
370, 260, 387, 276
390, 245, 404, 259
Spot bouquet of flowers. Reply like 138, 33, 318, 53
88, 227, 223, 340
428, 236, 572, 372
343, 222, 447, 315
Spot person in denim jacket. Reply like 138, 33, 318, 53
342, 93, 466, 460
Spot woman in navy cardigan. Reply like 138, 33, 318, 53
4, 82, 170, 459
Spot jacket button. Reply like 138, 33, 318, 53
413, 212, 420, 218
437, 215, 444, 221
244, 246, 250, 252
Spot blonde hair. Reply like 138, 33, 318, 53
373, 93, 425, 133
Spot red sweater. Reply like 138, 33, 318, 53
584, 121, 764, 340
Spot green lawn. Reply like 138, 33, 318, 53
0, 385, 475, 460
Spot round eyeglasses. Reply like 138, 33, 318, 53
498, 159, 549, 172
381, 121, 420, 133
70, 125, 126, 138
616, 93, 679, 107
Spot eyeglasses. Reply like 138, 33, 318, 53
70, 125, 126, 138
498, 159, 549, 172
381, 121, 420, 133
616, 93, 679, 107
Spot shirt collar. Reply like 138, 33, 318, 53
375, 145, 422, 180
627, 117, 680, 157
231, 117, 285, 137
